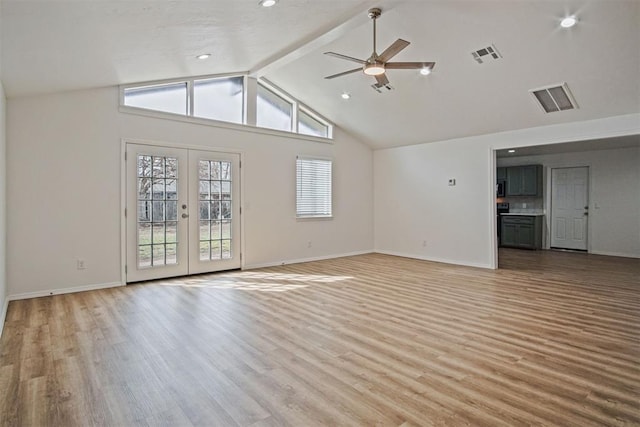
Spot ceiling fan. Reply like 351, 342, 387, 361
324, 7, 435, 91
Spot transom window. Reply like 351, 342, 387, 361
194, 77, 244, 123
121, 75, 332, 140
257, 84, 293, 132
298, 109, 329, 138
124, 83, 188, 116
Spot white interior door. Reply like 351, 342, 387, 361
126, 144, 241, 282
551, 167, 589, 250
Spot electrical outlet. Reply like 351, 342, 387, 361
448, 178, 456, 186
422, 240, 427, 247
307, 241, 312, 248
77, 259, 86, 270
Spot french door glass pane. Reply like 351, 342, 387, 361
137, 154, 180, 268
199, 160, 233, 261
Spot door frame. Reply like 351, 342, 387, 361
120, 138, 245, 285
548, 165, 591, 252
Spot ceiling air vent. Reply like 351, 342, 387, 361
471, 44, 502, 64
530, 83, 578, 113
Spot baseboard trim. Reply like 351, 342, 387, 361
589, 250, 640, 259
374, 250, 493, 269
0, 298, 8, 340
243, 250, 374, 270
8, 281, 124, 302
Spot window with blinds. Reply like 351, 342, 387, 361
296, 157, 332, 218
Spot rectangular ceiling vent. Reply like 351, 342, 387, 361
530, 82, 578, 113
471, 44, 502, 64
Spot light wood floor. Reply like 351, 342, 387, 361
1, 249, 639, 426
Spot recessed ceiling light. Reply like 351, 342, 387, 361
560, 15, 577, 28
259, 0, 278, 7
196, 54, 211, 60
508, 149, 516, 153
341, 92, 351, 100
420, 67, 432, 76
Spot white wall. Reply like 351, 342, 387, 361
0, 80, 7, 330
0, 6, 6, 330
7, 86, 374, 297
498, 147, 640, 258
374, 114, 640, 269
375, 138, 495, 268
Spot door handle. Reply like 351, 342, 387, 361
182, 213, 189, 219
584, 212, 588, 216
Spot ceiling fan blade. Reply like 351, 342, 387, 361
324, 52, 366, 64
378, 39, 410, 62
385, 61, 436, 70
324, 68, 362, 80
375, 73, 389, 86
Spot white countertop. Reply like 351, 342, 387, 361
500, 213, 545, 216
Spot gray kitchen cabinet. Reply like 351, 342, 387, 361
506, 165, 542, 196
497, 167, 507, 181
500, 215, 542, 249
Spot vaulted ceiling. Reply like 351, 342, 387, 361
2, 0, 639, 149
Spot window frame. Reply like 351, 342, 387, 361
296, 155, 333, 220
120, 74, 334, 142
122, 81, 191, 116
258, 79, 333, 139
297, 107, 330, 138
192, 76, 245, 124
121, 74, 245, 123
256, 82, 295, 132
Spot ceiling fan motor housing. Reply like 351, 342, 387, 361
368, 8, 381, 19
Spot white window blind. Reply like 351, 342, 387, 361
296, 157, 332, 218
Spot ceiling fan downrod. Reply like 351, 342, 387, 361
368, 8, 382, 58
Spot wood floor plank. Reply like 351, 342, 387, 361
0, 249, 638, 426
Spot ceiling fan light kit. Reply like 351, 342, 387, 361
324, 7, 435, 92
363, 62, 385, 76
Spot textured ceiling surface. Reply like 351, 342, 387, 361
2, 0, 639, 149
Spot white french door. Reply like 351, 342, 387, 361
126, 143, 241, 282
188, 150, 241, 274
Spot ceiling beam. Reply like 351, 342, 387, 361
249, 0, 407, 78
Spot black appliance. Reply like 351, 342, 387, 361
497, 203, 510, 245
496, 180, 506, 197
